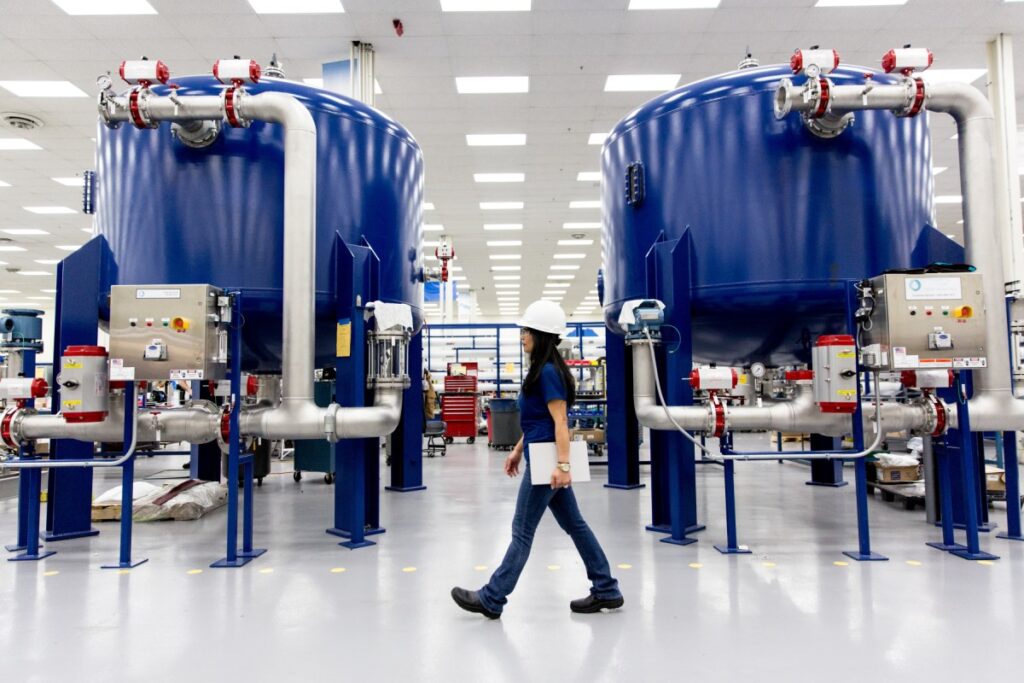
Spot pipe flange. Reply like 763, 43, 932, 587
709, 394, 727, 438
773, 78, 796, 119
1, 406, 32, 450
128, 87, 158, 129
803, 110, 855, 139
171, 118, 222, 148
216, 406, 254, 454
368, 377, 412, 391
922, 392, 948, 437
894, 76, 926, 118
221, 86, 250, 128
800, 77, 833, 119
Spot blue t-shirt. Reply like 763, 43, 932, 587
518, 363, 569, 448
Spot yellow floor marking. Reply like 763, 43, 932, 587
906, 560, 923, 567
117, 569, 132, 575
688, 563, 703, 569
616, 563, 633, 570
43, 570, 59, 577
186, 569, 203, 575
473, 565, 488, 571
258, 568, 274, 574
547, 565, 561, 571
402, 566, 417, 573
833, 561, 849, 567
330, 567, 347, 574
978, 560, 995, 566
761, 562, 776, 568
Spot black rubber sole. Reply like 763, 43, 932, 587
570, 597, 625, 614
451, 588, 501, 620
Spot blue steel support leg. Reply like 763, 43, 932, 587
997, 431, 1023, 541
213, 293, 263, 567
102, 383, 148, 569
950, 373, 999, 561
605, 332, 644, 490
238, 455, 265, 559
714, 453, 751, 555
4, 467, 31, 553
9, 463, 55, 562
928, 447, 967, 552
842, 364, 887, 561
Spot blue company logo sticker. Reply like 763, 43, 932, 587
909, 279, 923, 292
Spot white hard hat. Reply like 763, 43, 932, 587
518, 299, 568, 337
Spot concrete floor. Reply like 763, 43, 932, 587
1, 436, 1022, 682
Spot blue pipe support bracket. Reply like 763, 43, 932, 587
101, 383, 148, 570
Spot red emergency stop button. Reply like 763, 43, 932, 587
953, 306, 973, 319
172, 317, 190, 331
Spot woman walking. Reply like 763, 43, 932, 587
451, 300, 623, 619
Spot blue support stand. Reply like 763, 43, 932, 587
714, 450, 751, 555
8, 457, 55, 563
605, 332, 644, 491
948, 373, 998, 561
927, 444, 968, 553
386, 334, 426, 493
996, 431, 1023, 542
101, 383, 147, 569
212, 293, 266, 568
6, 348, 40, 556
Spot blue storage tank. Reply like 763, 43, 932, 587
602, 65, 960, 366
95, 76, 423, 372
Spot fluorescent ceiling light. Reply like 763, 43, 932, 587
52, 177, 85, 186
18, 271, 51, 276
569, 200, 601, 209
56, 245, 81, 251
247, 0, 344, 13
558, 239, 593, 246
0, 180, 9, 187
25, 206, 76, 215
935, 195, 963, 204
604, 74, 680, 92
491, 265, 521, 271
554, 253, 587, 259
932, 167, 948, 176
547, 275, 575, 281
815, 0, 906, 5
2, 228, 49, 235
52, 0, 157, 14
35, 259, 61, 265
577, 171, 601, 182
0, 290, 20, 293
0, 246, 26, 252
490, 254, 522, 260
588, 133, 609, 146
563, 222, 601, 230
0, 81, 87, 98
629, 0, 720, 7
456, 77, 529, 94
441, 0, 530, 10
375, 80, 383, 95
946, 233, 956, 238
484, 224, 523, 231
81, 228, 94, 234
480, 201, 524, 210
474, 172, 525, 183
551, 265, 581, 270
466, 134, 526, 147
424, 224, 444, 232
450, 276, 467, 281
493, 275, 521, 280
589, 290, 599, 294
487, 240, 522, 247
42, 289, 56, 293
424, 202, 436, 210
918, 69, 986, 85
0, 138, 42, 151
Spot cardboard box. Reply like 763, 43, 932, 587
572, 428, 606, 445
876, 464, 922, 483
986, 466, 1006, 493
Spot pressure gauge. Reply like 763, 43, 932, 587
750, 362, 767, 380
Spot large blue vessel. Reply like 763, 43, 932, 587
95, 76, 423, 372
602, 64, 959, 365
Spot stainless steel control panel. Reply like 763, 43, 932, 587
109, 284, 228, 381
860, 273, 986, 370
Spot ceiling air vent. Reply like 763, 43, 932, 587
2, 112, 44, 131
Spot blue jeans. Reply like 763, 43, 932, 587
478, 461, 622, 614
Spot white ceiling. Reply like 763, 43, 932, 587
0, 0, 1022, 321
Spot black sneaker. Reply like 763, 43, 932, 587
451, 587, 501, 620
570, 594, 625, 614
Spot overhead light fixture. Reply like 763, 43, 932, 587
41, 289, 56, 293
474, 172, 525, 183
424, 202, 436, 210
917, 69, 987, 84
52, 0, 157, 14
424, 224, 444, 232
466, 134, 526, 146
554, 253, 587, 259
604, 74, 680, 92
547, 275, 575, 280
35, 259, 61, 265
935, 195, 963, 204
946, 233, 957, 238
551, 265, 581, 270
576, 171, 601, 182
247, 0, 345, 13
450, 276, 467, 281
456, 77, 529, 94
629, 0, 720, 8
815, 0, 906, 5
563, 222, 601, 230
0, 81, 87, 98
558, 239, 593, 246
487, 240, 522, 247
2, 228, 49, 235
0, 180, 9, 187
0, 246, 27, 252
0, 138, 42, 151
490, 254, 522, 260
17, 271, 51, 276
56, 245, 81, 251
52, 177, 85, 186
932, 167, 948, 176
24, 206, 76, 214
441, 0, 531, 10
0, 290, 20, 293
81, 228, 94, 234
569, 200, 600, 209
588, 133, 609, 146
480, 201, 524, 210
484, 223, 523, 231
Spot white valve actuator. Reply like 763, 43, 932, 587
690, 367, 737, 392
119, 59, 170, 86
790, 48, 840, 77
0, 377, 49, 402
882, 48, 933, 75
213, 59, 261, 85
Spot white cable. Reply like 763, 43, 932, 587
643, 328, 716, 457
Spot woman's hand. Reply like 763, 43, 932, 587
504, 451, 523, 478
550, 468, 572, 490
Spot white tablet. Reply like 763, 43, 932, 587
529, 441, 591, 486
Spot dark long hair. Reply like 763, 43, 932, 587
522, 328, 576, 408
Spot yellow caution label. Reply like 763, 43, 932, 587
837, 351, 856, 359
62, 399, 82, 409
63, 360, 83, 369
837, 389, 857, 397
336, 322, 352, 358
738, 374, 748, 385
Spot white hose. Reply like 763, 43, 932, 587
644, 329, 716, 456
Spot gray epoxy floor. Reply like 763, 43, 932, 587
1, 436, 1022, 682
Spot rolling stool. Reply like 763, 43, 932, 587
425, 420, 447, 458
